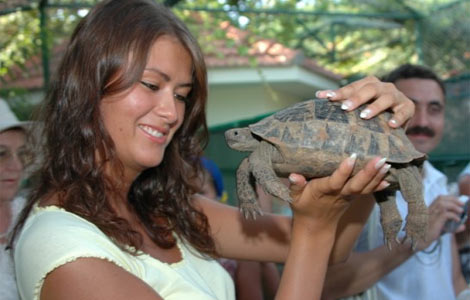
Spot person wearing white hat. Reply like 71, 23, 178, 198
0, 99, 32, 300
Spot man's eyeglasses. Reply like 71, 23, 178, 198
0, 145, 34, 167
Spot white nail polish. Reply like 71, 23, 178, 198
389, 119, 397, 126
315, 91, 321, 98
341, 100, 352, 110
360, 109, 371, 119
380, 164, 391, 173
326, 91, 336, 98
288, 174, 297, 184
375, 157, 387, 170
348, 153, 357, 166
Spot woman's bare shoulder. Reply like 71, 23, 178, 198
41, 257, 162, 300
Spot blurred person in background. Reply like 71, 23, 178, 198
199, 156, 281, 300
0, 99, 33, 300
322, 64, 469, 300
457, 162, 470, 285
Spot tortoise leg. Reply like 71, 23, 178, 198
249, 141, 292, 203
397, 164, 428, 250
236, 157, 262, 219
374, 189, 402, 250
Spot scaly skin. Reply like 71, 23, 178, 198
249, 141, 292, 204
398, 165, 428, 250
237, 157, 262, 219
375, 189, 403, 250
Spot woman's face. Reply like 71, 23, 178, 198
100, 35, 193, 180
0, 129, 27, 202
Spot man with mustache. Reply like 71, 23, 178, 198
322, 64, 469, 300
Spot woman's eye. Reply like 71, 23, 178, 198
140, 81, 159, 91
174, 93, 189, 104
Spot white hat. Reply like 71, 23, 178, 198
0, 99, 31, 133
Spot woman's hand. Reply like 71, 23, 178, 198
315, 76, 415, 129
288, 154, 390, 230
276, 155, 390, 300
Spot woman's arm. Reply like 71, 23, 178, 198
329, 194, 376, 263
41, 258, 163, 300
200, 154, 389, 299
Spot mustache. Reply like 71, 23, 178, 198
406, 126, 435, 137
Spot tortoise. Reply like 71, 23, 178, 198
225, 99, 427, 249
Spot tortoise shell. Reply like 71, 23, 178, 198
247, 99, 425, 177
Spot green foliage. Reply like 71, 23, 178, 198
0, 10, 40, 78
0, 89, 38, 121
176, 0, 469, 77
0, 0, 468, 91
0, 4, 93, 85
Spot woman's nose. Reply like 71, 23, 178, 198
154, 90, 178, 125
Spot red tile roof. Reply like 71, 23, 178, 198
205, 22, 341, 80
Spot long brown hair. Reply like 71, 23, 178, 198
11, 0, 215, 256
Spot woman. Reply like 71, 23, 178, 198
0, 99, 32, 300
10, 1, 415, 299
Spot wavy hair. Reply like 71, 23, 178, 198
11, 0, 215, 256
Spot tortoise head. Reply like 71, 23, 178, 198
225, 127, 259, 152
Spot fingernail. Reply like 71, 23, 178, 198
389, 119, 398, 126
315, 91, 322, 98
288, 174, 297, 184
326, 91, 336, 98
348, 153, 357, 166
380, 164, 391, 174
382, 181, 390, 188
360, 109, 371, 119
341, 100, 353, 110
375, 157, 387, 170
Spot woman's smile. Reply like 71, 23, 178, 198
138, 124, 168, 143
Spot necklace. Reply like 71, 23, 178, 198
415, 237, 442, 265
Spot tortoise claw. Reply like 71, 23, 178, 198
240, 203, 262, 220
384, 237, 401, 251
241, 208, 254, 220
411, 239, 418, 251
386, 241, 393, 251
